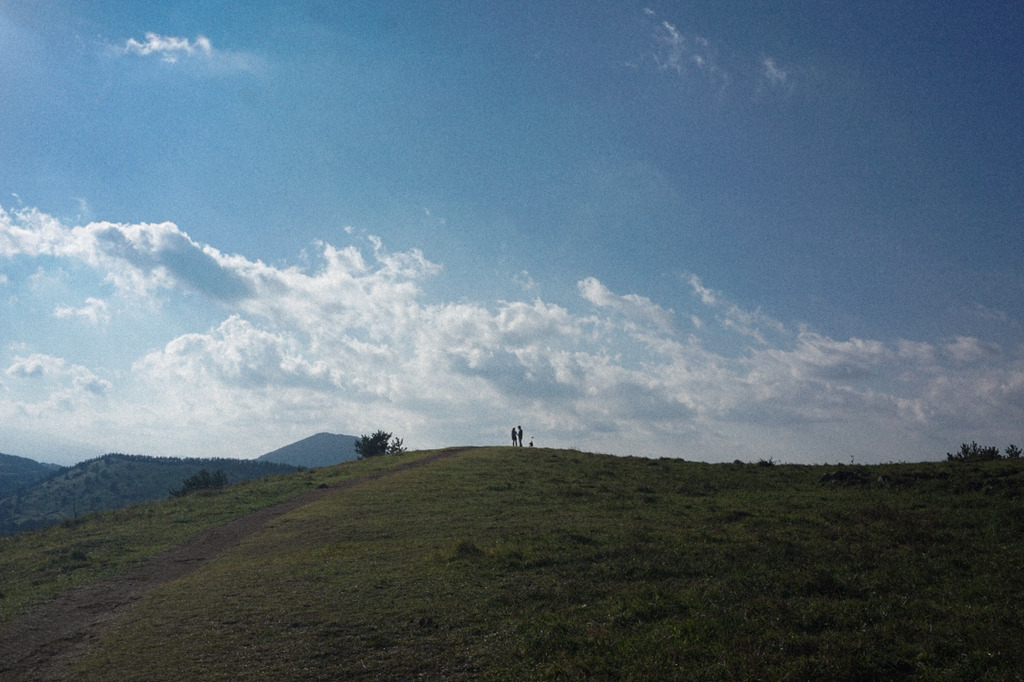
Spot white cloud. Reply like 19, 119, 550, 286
579, 276, 674, 333
762, 57, 788, 86
756, 56, 797, 99
942, 336, 1001, 363
123, 33, 213, 63
0, 208, 253, 300
117, 32, 262, 74
135, 315, 337, 392
54, 297, 110, 325
965, 302, 1011, 324
3, 204, 1023, 464
686, 274, 786, 344
514, 270, 537, 292
3, 353, 112, 419
642, 11, 799, 100
0, 206, 67, 258
653, 21, 729, 90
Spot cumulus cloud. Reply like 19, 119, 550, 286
0, 207, 252, 300
2, 204, 1023, 463
54, 297, 110, 325
3, 353, 111, 418
5, 354, 111, 396
0, 206, 67, 258
135, 316, 337, 392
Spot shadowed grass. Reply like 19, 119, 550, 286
53, 449, 1024, 680
0, 451, 437, 624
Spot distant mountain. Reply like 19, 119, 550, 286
0, 453, 299, 535
0, 452, 63, 498
257, 432, 360, 469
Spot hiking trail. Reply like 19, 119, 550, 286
0, 448, 470, 681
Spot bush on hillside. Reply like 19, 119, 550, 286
1006, 444, 1022, 459
354, 431, 406, 458
170, 469, 228, 497
946, 442, 1002, 462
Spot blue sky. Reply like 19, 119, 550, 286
2, 1, 1022, 464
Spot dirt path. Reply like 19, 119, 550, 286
0, 448, 471, 681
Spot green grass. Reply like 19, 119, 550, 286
7, 449, 1024, 680
0, 452, 425, 624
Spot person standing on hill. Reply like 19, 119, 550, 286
517, 425, 523, 447
511, 427, 518, 446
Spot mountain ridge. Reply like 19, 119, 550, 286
0, 452, 63, 498
0, 453, 298, 535
257, 432, 359, 468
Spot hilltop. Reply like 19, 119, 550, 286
1, 449, 1022, 680
256, 432, 359, 468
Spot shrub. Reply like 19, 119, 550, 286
946, 442, 1002, 462
1006, 444, 1022, 459
170, 469, 229, 497
355, 431, 406, 459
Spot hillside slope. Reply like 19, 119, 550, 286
0, 449, 458, 681
3, 450, 1024, 680
257, 432, 359, 468
0, 453, 298, 535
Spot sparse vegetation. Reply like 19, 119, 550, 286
1, 448, 1018, 680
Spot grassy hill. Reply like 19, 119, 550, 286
2, 448, 1023, 680
0, 453, 298, 535
0, 453, 62, 498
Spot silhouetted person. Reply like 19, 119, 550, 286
517, 425, 523, 447
511, 427, 518, 446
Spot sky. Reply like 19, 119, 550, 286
1, 1, 1022, 465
